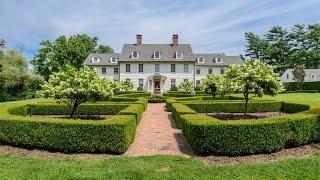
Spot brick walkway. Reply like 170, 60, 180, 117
125, 103, 193, 156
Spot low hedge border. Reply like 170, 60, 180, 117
1, 99, 146, 154
170, 99, 319, 156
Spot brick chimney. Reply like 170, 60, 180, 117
172, 35, 178, 46
136, 34, 142, 45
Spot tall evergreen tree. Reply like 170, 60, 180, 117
308, 24, 320, 68
244, 32, 268, 61
289, 24, 310, 67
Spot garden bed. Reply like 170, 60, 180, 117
31, 114, 113, 120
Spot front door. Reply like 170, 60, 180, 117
154, 80, 160, 92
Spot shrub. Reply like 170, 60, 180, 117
118, 103, 145, 123
171, 103, 196, 128
283, 81, 320, 92
148, 96, 166, 103
115, 92, 151, 98
137, 87, 143, 91
1, 100, 138, 154
185, 101, 282, 113
25, 104, 129, 115
180, 112, 319, 156
170, 85, 178, 91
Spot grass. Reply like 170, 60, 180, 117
0, 155, 319, 179
0, 93, 319, 179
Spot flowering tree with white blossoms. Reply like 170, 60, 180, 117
225, 59, 284, 115
38, 65, 114, 118
120, 80, 134, 92
178, 81, 195, 94
202, 74, 227, 97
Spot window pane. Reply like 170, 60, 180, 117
184, 64, 188, 72
126, 64, 130, 72
139, 79, 143, 88
114, 68, 118, 74
184, 79, 188, 82
155, 64, 160, 72
171, 79, 176, 87
196, 69, 200, 74
139, 64, 143, 72
102, 68, 106, 74
196, 80, 201, 86
171, 64, 175, 72
208, 69, 212, 74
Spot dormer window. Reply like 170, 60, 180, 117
110, 56, 117, 63
311, 74, 315, 79
175, 51, 183, 59
197, 57, 205, 63
92, 57, 100, 63
216, 57, 223, 63
131, 51, 139, 59
154, 51, 161, 59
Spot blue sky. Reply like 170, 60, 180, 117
1, 0, 319, 61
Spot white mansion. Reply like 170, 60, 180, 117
84, 35, 243, 93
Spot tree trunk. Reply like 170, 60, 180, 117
70, 100, 80, 119
244, 90, 249, 116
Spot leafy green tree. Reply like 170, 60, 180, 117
178, 81, 195, 94
225, 59, 284, 115
120, 80, 134, 92
0, 50, 44, 101
202, 74, 226, 97
38, 65, 114, 118
32, 34, 113, 81
292, 64, 306, 91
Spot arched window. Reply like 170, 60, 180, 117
131, 51, 139, 59
175, 51, 183, 59
216, 57, 223, 63
154, 51, 161, 59
92, 57, 100, 63
110, 56, 117, 63
311, 74, 315, 79
197, 57, 204, 63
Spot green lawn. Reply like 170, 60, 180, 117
0, 93, 319, 179
0, 154, 319, 179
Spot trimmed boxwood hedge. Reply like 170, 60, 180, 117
283, 81, 320, 92
185, 101, 282, 113
180, 112, 319, 156
118, 103, 145, 123
25, 104, 129, 115
0, 99, 146, 154
169, 98, 320, 156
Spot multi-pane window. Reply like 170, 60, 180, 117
196, 80, 201, 86
196, 68, 200, 74
216, 57, 222, 63
176, 51, 183, 59
154, 51, 160, 59
286, 74, 289, 79
139, 79, 143, 88
114, 67, 119, 74
208, 69, 213, 74
171, 79, 176, 87
184, 64, 189, 72
139, 64, 143, 72
155, 64, 160, 72
220, 69, 225, 74
184, 79, 188, 82
132, 51, 138, 59
126, 64, 130, 72
171, 64, 176, 72
101, 68, 106, 74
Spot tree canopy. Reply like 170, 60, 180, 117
0, 50, 44, 101
38, 65, 114, 118
225, 59, 284, 115
245, 23, 320, 73
32, 34, 113, 81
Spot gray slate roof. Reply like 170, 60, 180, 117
83, 53, 120, 66
194, 53, 244, 66
281, 69, 320, 82
119, 44, 194, 61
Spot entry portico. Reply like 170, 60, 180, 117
148, 73, 167, 94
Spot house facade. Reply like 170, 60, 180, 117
280, 69, 320, 82
84, 35, 243, 93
